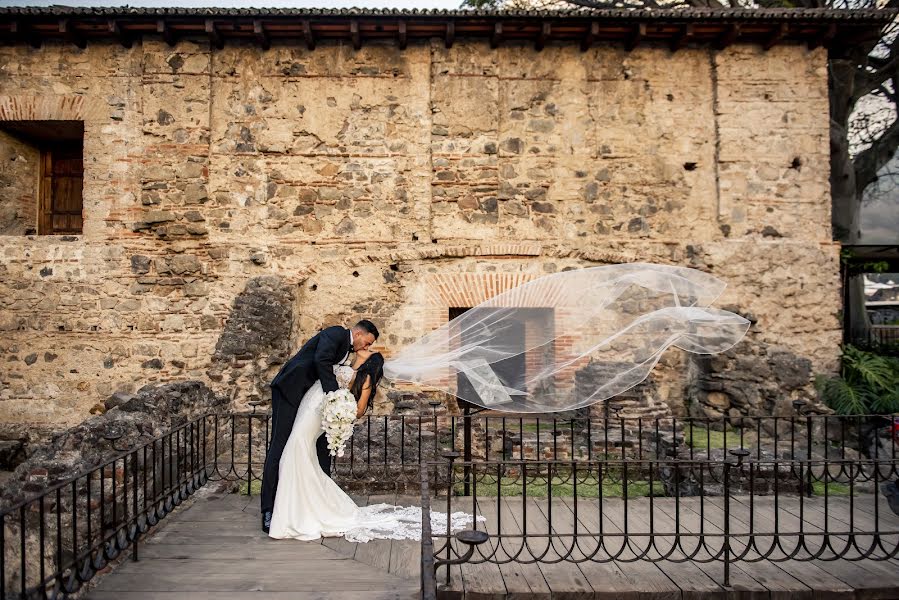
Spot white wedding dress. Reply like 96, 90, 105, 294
269, 365, 480, 542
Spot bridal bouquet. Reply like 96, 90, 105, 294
321, 388, 357, 457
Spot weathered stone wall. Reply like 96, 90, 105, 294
0, 37, 840, 426
0, 380, 227, 508
0, 129, 38, 235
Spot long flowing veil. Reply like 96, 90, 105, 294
382, 263, 750, 413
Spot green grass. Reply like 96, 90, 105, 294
453, 474, 666, 498
812, 481, 852, 496
518, 421, 572, 433
683, 424, 741, 450
237, 480, 262, 495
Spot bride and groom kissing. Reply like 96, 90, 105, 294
260, 320, 387, 539
260, 318, 484, 543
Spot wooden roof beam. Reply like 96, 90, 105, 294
10, 20, 41, 48
397, 19, 407, 50
0, 13, 882, 53
715, 23, 740, 50
254, 20, 270, 50
108, 20, 132, 48
205, 19, 223, 50
350, 19, 361, 50
763, 23, 788, 50
670, 23, 694, 52
809, 23, 837, 50
625, 23, 645, 51
491, 22, 502, 49
581, 21, 598, 52
303, 20, 315, 50
58, 19, 86, 49
536, 22, 551, 51
445, 20, 455, 49
157, 20, 177, 47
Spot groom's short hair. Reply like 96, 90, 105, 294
355, 319, 380, 340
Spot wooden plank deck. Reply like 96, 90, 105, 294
83, 488, 419, 600
436, 492, 899, 600
83, 488, 899, 600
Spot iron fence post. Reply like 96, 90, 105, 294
132, 449, 139, 562
723, 460, 731, 588
443, 451, 460, 587
463, 405, 472, 497
806, 414, 814, 498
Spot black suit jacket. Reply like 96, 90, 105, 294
271, 326, 351, 407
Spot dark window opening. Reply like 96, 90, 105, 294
449, 306, 554, 412
0, 120, 84, 235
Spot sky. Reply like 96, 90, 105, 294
861, 175, 899, 245
0, 0, 464, 7
860, 199, 899, 244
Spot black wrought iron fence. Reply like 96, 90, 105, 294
223, 409, 899, 493
426, 456, 899, 592
852, 325, 899, 348
3, 410, 897, 599
0, 415, 221, 600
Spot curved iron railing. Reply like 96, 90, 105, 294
429, 456, 899, 590
221, 410, 899, 491
0, 415, 216, 600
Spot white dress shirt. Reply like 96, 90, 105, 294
340, 328, 353, 366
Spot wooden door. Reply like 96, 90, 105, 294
39, 144, 83, 234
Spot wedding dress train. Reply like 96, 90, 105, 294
269, 365, 479, 542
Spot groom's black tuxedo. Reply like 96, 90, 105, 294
261, 326, 351, 515
272, 325, 351, 402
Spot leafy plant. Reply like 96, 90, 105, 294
816, 345, 899, 415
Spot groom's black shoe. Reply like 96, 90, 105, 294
262, 511, 272, 534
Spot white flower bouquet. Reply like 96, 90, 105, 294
321, 388, 357, 457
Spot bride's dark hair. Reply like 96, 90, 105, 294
350, 352, 385, 412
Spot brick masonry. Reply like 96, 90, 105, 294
0, 38, 840, 426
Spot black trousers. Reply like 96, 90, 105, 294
260, 387, 333, 514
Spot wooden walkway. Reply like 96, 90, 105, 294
440, 492, 899, 600
84, 488, 899, 599
83, 489, 420, 600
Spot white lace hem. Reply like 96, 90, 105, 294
335, 503, 486, 544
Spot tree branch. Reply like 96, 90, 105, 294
854, 63, 899, 105
560, 0, 703, 8
851, 34, 899, 105
854, 114, 899, 195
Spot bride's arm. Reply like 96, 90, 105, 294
356, 375, 373, 419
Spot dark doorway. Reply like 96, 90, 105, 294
449, 306, 528, 410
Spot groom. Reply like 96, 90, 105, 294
260, 320, 379, 533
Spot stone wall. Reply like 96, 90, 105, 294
0, 37, 840, 426
0, 129, 38, 235
0, 380, 227, 508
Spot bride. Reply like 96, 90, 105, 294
268, 348, 476, 542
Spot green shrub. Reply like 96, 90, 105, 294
816, 345, 899, 415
